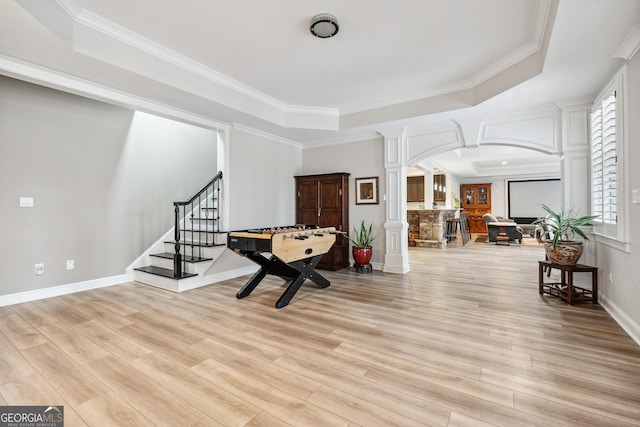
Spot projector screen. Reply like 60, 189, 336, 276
508, 179, 561, 223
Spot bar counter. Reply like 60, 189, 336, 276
408, 209, 457, 249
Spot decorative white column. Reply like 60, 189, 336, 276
379, 128, 410, 273
559, 102, 594, 264
424, 170, 434, 208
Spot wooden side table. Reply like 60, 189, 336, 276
538, 260, 598, 305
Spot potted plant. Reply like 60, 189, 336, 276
533, 204, 598, 266
350, 220, 374, 267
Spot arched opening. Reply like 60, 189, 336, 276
404, 143, 561, 269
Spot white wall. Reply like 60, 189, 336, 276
0, 76, 218, 296
302, 137, 386, 268
597, 53, 640, 344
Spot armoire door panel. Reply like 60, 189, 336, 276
297, 180, 319, 225
295, 173, 349, 270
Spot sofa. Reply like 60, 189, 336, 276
482, 213, 524, 244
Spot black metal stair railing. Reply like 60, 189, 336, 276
173, 171, 223, 278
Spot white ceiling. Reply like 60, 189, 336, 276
2, 0, 639, 178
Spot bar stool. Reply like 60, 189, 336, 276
445, 218, 459, 242
459, 212, 470, 245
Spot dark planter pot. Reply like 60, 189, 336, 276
352, 247, 372, 265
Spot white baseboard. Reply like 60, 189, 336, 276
0, 274, 128, 307
600, 294, 640, 346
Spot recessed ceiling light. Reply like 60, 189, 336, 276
501, 161, 508, 165
310, 14, 339, 38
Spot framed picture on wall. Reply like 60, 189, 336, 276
355, 177, 379, 205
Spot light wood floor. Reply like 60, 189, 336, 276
1, 237, 640, 426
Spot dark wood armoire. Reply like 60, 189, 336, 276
295, 172, 350, 270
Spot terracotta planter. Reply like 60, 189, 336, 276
544, 241, 584, 266
352, 247, 372, 265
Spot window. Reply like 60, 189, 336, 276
590, 92, 616, 224
590, 66, 629, 250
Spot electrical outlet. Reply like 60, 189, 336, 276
20, 197, 34, 207
66, 260, 74, 270
609, 271, 613, 284
35, 263, 44, 275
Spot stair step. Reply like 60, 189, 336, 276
150, 252, 212, 263
180, 228, 226, 234
134, 265, 197, 279
165, 240, 226, 248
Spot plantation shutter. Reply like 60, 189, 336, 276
591, 91, 617, 224
601, 93, 617, 224
590, 108, 603, 221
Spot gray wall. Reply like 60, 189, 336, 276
228, 127, 302, 230
597, 53, 640, 339
0, 77, 217, 295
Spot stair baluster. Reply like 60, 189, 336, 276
172, 171, 223, 278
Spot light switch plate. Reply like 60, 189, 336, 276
633, 189, 640, 204
20, 197, 34, 207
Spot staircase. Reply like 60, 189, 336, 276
132, 171, 229, 292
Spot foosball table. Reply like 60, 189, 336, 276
227, 225, 339, 308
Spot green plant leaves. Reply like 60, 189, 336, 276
350, 220, 374, 248
533, 204, 599, 248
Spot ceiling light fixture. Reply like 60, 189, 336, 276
310, 13, 339, 38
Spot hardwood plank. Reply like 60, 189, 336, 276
193, 416, 225, 427
130, 352, 261, 427
36, 322, 110, 364
191, 358, 350, 427
187, 321, 285, 362
190, 338, 321, 399
273, 352, 452, 425
307, 385, 428, 427
447, 411, 501, 427
69, 300, 135, 329
0, 331, 37, 385
0, 310, 48, 350
514, 391, 639, 427
244, 411, 293, 427
363, 364, 557, 426
117, 323, 209, 368
9, 302, 59, 328
20, 343, 107, 406
35, 298, 94, 325
482, 367, 640, 422
71, 320, 152, 362
87, 355, 205, 426
0, 373, 88, 426
76, 392, 153, 426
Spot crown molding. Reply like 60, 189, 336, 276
231, 123, 303, 149
302, 131, 381, 149
0, 54, 229, 132
615, 25, 640, 60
